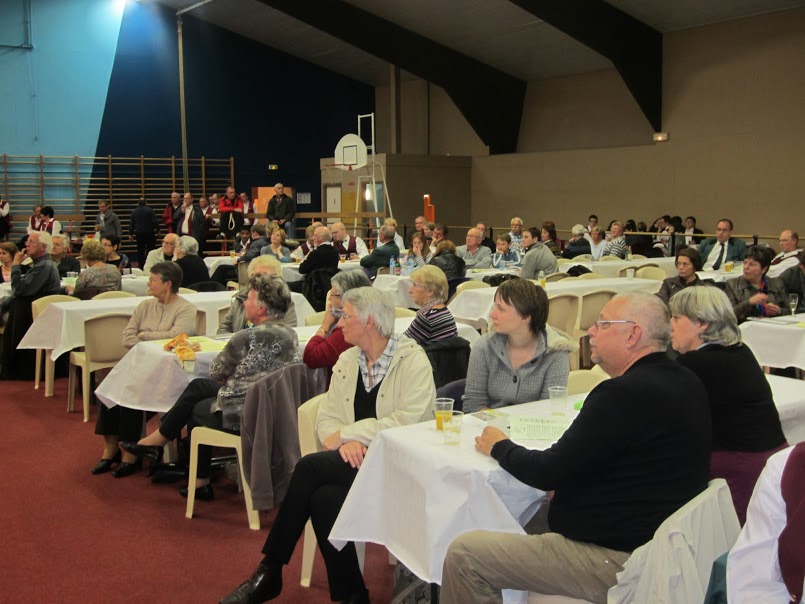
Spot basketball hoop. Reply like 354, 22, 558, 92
324, 163, 354, 171
333, 134, 368, 171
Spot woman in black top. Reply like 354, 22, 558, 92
669, 286, 787, 523
174, 235, 210, 288
656, 248, 711, 305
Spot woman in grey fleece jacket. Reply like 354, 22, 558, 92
463, 279, 576, 413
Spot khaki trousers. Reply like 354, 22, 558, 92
440, 505, 631, 604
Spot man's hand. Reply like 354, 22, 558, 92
322, 430, 342, 451
339, 441, 368, 469
475, 426, 509, 457
12, 250, 26, 265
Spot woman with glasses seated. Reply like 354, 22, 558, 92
462, 279, 575, 413
404, 264, 457, 345
101, 234, 129, 271
725, 246, 787, 323
220, 287, 435, 604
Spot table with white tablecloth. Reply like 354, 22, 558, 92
448, 277, 661, 327
282, 259, 364, 283
562, 257, 676, 278
95, 318, 480, 412
204, 255, 237, 277
372, 274, 416, 308
0, 282, 10, 302
740, 314, 805, 370
696, 269, 740, 284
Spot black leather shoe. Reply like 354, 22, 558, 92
180, 484, 214, 501
341, 589, 370, 604
219, 562, 282, 604
112, 460, 141, 478
120, 441, 163, 463
91, 451, 121, 475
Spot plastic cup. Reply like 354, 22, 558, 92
443, 411, 463, 445
339, 254, 347, 263
229, 251, 236, 258
122, 268, 131, 275
724, 261, 734, 273
549, 386, 568, 417
434, 398, 454, 431
66, 272, 78, 278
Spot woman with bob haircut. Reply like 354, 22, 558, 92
725, 246, 787, 323
403, 264, 458, 345
655, 247, 710, 305
670, 286, 787, 523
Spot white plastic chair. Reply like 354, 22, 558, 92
92, 290, 136, 300
566, 369, 608, 396
635, 266, 667, 281
31, 294, 79, 391
456, 280, 490, 295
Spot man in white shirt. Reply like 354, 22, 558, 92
0, 197, 10, 240
509, 217, 524, 251
143, 234, 178, 273
240, 192, 257, 226
589, 226, 607, 260
699, 219, 747, 270
456, 228, 492, 269
331, 221, 368, 259
376, 218, 405, 251
768, 230, 802, 278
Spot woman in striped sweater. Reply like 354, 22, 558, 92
404, 264, 458, 345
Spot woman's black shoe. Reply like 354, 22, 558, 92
91, 451, 121, 475
120, 441, 163, 463
180, 484, 214, 501
112, 459, 141, 478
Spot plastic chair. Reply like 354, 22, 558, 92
456, 280, 491, 295
237, 261, 249, 287
67, 313, 132, 422
31, 294, 79, 390
635, 266, 667, 281
195, 310, 206, 336
574, 254, 593, 261
566, 369, 608, 396
576, 272, 607, 280
376, 266, 390, 275
304, 311, 326, 327
598, 255, 621, 262
591, 364, 610, 378
92, 290, 136, 300
131, 268, 144, 276
395, 307, 417, 318
545, 272, 569, 282
556, 258, 574, 266
547, 294, 580, 337
629, 254, 647, 259
297, 395, 366, 587
617, 263, 658, 278
179, 287, 197, 294
574, 290, 618, 368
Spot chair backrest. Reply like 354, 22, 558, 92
456, 280, 490, 294
195, 310, 206, 336
31, 294, 78, 320
394, 307, 417, 318
577, 272, 607, 280
629, 254, 647, 259
131, 268, 144, 276
547, 294, 580, 335
556, 258, 574, 266
578, 290, 618, 331
567, 369, 608, 395
423, 337, 472, 389
84, 313, 133, 364
545, 272, 569, 282
635, 266, 667, 281
599, 255, 621, 261
237, 261, 249, 287
617, 263, 660, 278
92, 290, 136, 300
590, 364, 610, 378
304, 310, 327, 326
179, 287, 197, 294
218, 306, 229, 326
298, 393, 326, 456
376, 266, 390, 275
574, 254, 593, 261
187, 280, 226, 292
446, 277, 471, 303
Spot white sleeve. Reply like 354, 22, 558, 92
52, 220, 62, 235
355, 237, 369, 258
0, 203, 9, 218
726, 448, 792, 604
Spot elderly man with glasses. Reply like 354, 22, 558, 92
440, 292, 712, 604
143, 233, 179, 273
456, 227, 492, 269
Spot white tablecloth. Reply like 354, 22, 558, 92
563, 257, 676, 278
767, 374, 805, 444
0, 282, 10, 302
465, 268, 521, 282
372, 274, 416, 308
740, 314, 805, 370
95, 318, 480, 412
121, 275, 149, 296
696, 270, 740, 284
204, 255, 236, 277
448, 278, 660, 325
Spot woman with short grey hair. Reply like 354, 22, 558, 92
342, 287, 396, 338
669, 286, 787, 523
174, 234, 208, 287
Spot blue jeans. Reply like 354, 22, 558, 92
283, 219, 294, 239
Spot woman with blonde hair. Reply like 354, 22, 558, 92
404, 265, 458, 345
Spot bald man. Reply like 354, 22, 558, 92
330, 221, 368, 259
441, 293, 711, 604
456, 228, 492, 269
143, 233, 179, 273
767, 229, 802, 278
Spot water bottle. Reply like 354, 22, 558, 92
390, 256, 396, 276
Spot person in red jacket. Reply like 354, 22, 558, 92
218, 186, 244, 241
162, 192, 181, 233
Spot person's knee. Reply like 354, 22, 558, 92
445, 530, 487, 569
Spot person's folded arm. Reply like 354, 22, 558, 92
462, 343, 492, 413
139, 303, 197, 341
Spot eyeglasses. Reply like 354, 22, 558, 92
593, 319, 636, 331
340, 313, 356, 321
330, 293, 341, 298
411, 283, 427, 289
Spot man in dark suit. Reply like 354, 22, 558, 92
476, 222, 496, 254
174, 193, 206, 249
698, 218, 747, 270
360, 225, 400, 277
266, 183, 296, 238
50, 234, 80, 277
298, 226, 339, 276
683, 216, 705, 245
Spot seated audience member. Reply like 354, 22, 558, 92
601, 221, 628, 258
561, 224, 591, 259
102, 234, 129, 271
588, 225, 607, 260
359, 224, 400, 277
122, 275, 299, 499
49, 234, 80, 278
441, 292, 711, 604
508, 217, 524, 251
430, 223, 448, 251
143, 234, 178, 273
406, 215, 426, 249
767, 229, 802, 278
726, 444, 804, 604
428, 240, 466, 280
463, 280, 573, 413
670, 287, 788, 523
66, 239, 122, 299
541, 225, 560, 256
39, 205, 62, 235
402, 232, 429, 268
456, 228, 492, 269
92, 262, 196, 477
492, 233, 522, 268
0, 242, 18, 284
585, 214, 598, 234
173, 235, 209, 287
233, 228, 252, 254
656, 248, 709, 305
331, 221, 368, 259
299, 226, 338, 276
726, 246, 787, 323
0, 231, 60, 315
780, 255, 805, 313
260, 227, 291, 263
520, 227, 558, 279
476, 222, 497, 254
290, 223, 320, 261
422, 221, 436, 245
700, 219, 747, 270
218, 256, 296, 333
683, 216, 705, 245
375, 218, 404, 251
239, 224, 268, 264
220, 287, 436, 604
404, 265, 458, 345
303, 270, 371, 377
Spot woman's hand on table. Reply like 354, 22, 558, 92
322, 430, 342, 451
339, 441, 368, 469
475, 426, 509, 456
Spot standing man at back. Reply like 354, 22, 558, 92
162, 192, 181, 234
699, 219, 747, 270
129, 198, 160, 269
95, 200, 122, 240
266, 183, 295, 238
441, 293, 711, 604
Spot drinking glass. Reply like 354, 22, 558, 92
434, 398, 454, 431
549, 386, 568, 417
789, 294, 799, 316
443, 411, 464, 445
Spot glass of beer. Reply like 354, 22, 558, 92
339, 254, 347, 263
434, 398, 454, 431
724, 261, 734, 272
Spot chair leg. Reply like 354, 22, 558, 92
34, 349, 42, 389
67, 362, 75, 413
234, 445, 260, 531
81, 365, 91, 423
185, 431, 200, 520
300, 520, 316, 587
356, 542, 366, 575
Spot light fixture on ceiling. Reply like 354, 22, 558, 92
652, 132, 669, 142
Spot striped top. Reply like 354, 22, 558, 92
403, 306, 458, 346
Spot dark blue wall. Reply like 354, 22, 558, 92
95, 1, 374, 210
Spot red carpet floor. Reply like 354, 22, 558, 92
0, 377, 394, 603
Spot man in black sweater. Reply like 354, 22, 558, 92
441, 292, 712, 604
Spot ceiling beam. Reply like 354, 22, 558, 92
508, 0, 663, 131
255, 0, 526, 154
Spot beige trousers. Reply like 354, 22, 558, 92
440, 505, 631, 604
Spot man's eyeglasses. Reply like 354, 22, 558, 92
593, 319, 636, 331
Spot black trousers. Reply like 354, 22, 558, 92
134, 231, 156, 269
262, 450, 364, 600
95, 404, 146, 443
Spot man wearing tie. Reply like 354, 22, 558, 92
698, 219, 747, 270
